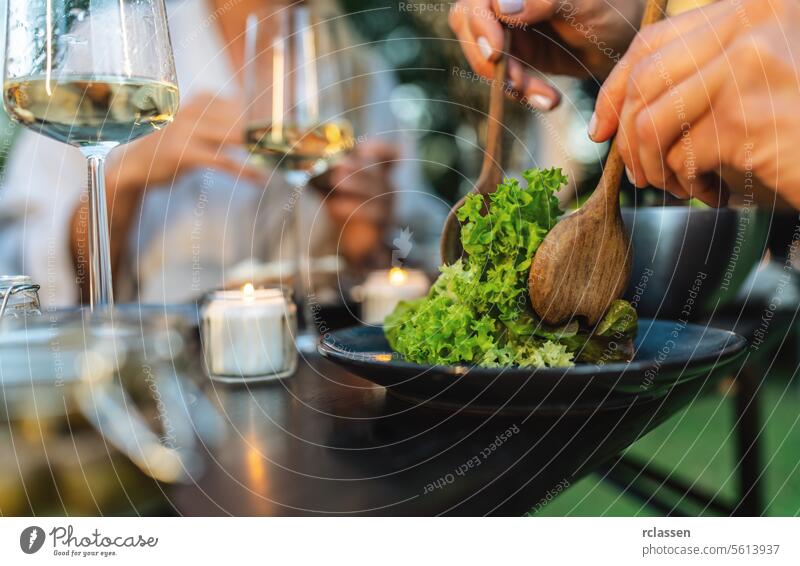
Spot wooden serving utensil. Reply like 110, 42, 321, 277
528, 0, 669, 326
441, 30, 511, 265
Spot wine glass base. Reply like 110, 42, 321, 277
295, 332, 319, 354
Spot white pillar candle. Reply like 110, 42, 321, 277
201, 284, 297, 382
359, 268, 430, 325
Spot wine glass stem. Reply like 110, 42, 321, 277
290, 175, 317, 352
80, 146, 116, 310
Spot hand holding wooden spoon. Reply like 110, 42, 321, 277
441, 29, 511, 265
528, 0, 669, 326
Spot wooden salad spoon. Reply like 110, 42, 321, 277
441, 30, 511, 265
528, 0, 669, 326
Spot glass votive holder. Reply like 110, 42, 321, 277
201, 285, 298, 383
0, 275, 42, 318
352, 268, 430, 324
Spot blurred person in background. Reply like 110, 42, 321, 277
0, 0, 446, 306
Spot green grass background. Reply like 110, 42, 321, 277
532, 376, 800, 517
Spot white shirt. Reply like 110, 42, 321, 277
0, 0, 446, 306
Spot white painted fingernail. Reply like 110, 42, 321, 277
498, 0, 524, 14
588, 113, 598, 140
528, 94, 554, 111
477, 36, 493, 60
625, 167, 635, 185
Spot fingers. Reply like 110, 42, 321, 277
627, 53, 729, 189
184, 147, 265, 184
180, 93, 246, 131
450, 0, 500, 79
626, 15, 739, 108
507, 58, 525, 91
513, 59, 560, 110
459, 29, 498, 80
182, 92, 244, 115
699, 174, 729, 208
449, 0, 563, 110
492, 0, 557, 22
464, 0, 505, 61
592, 0, 746, 206
591, 0, 736, 142
522, 77, 560, 111
675, 170, 729, 208
634, 108, 732, 208
664, 112, 727, 203
108, 91, 258, 191
166, 94, 247, 154
184, 120, 244, 146
617, 10, 740, 181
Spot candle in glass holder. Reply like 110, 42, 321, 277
357, 268, 430, 324
201, 284, 297, 383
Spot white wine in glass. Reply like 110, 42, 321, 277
5, 75, 179, 146
244, 120, 354, 177
3, 0, 179, 309
244, 3, 355, 350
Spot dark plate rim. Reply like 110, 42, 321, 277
317, 319, 748, 378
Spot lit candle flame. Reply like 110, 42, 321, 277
389, 267, 408, 286
243, 282, 256, 302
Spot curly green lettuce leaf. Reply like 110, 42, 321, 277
560, 300, 638, 364
595, 299, 638, 338
384, 167, 636, 368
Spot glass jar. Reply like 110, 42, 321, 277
201, 286, 298, 383
0, 276, 42, 318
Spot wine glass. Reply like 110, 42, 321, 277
244, 2, 354, 351
3, 0, 179, 309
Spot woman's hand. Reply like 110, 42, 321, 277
323, 141, 398, 268
591, 0, 800, 208
106, 93, 264, 194
448, 0, 644, 110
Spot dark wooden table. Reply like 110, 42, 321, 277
172, 353, 725, 516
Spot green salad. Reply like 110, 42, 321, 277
384, 167, 637, 368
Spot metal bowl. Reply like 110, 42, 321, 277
621, 206, 770, 320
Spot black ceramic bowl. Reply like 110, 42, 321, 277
318, 319, 746, 414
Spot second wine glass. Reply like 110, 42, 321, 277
244, 3, 355, 351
